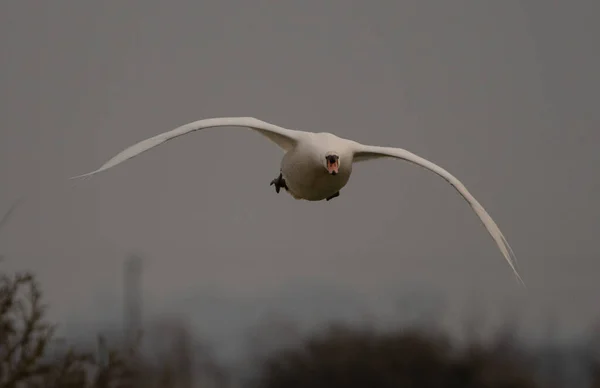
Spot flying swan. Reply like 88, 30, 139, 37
70, 116, 524, 285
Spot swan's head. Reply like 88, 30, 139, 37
324, 152, 340, 175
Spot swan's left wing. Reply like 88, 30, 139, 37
351, 142, 524, 286
69, 117, 302, 179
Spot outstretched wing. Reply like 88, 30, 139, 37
70, 117, 302, 179
351, 142, 525, 286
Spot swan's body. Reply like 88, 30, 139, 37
71, 117, 524, 285
278, 132, 353, 201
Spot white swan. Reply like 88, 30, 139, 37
70, 117, 524, 285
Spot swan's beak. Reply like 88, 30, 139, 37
326, 156, 339, 175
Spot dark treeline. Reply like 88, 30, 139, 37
1, 267, 599, 388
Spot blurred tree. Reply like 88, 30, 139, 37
0, 267, 139, 388
0, 270, 94, 387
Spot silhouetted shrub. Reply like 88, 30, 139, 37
252, 323, 540, 388
451, 342, 538, 388
588, 341, 600, 388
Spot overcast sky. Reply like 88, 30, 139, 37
1, 1, 599, 347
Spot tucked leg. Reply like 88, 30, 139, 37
269, 172, 288, 193
326, 191, 340, 201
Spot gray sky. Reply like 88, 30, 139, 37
1, 1, 599, 347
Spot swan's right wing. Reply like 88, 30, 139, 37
351, 142, 525, 287
70, 117, 302, 179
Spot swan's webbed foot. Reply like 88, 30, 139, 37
269, 172, 288, 194
326, 191, 340, 201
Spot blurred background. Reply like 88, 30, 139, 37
1, 1, 599, 387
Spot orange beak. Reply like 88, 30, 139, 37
327, 159, 339, 175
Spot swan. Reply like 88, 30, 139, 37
70, 116, 524, 285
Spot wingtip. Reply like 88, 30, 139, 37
511, 259, 526, 289
68, 171, 96, 181
515, 273, 527, 289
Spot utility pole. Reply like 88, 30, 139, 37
123, 254, 143, 347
